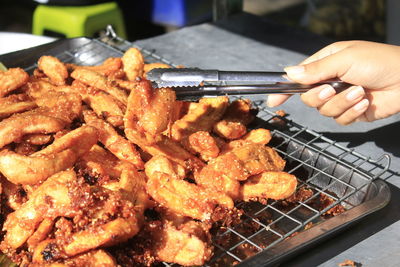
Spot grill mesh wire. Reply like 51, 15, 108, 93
24, 29, 391, 266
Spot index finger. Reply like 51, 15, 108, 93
301, 41, 355, 65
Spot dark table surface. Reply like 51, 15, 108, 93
135, 13, 400, 267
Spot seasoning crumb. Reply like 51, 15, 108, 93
338, 259, 361, 266
271, 109, 287, 127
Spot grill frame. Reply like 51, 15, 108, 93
10, 27, 391, 266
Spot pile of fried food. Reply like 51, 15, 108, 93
0, 48, 298, 267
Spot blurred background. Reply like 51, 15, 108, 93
0, 0, 391, 46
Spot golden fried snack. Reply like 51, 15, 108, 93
34, 125, 97, 156
23, 77, 57, 98
35, 91, 82, 124
0, 109, 67, 148
38, 56, 68, 86
196, 143, 285, 199
102, 161, 151, 214
0, 68, 29, 97
22, 77, 75, 101
21, 133, 53, 145
71, 68, 128, 105
144, 155, 186, 180
124, 81, 203, 170
221, 128, 272, 154
83, 109, 144, 169
146, 172, 233, 221
67, 57, 122, 77
242, 128, 272, 145
0, 93, 37, 119
112, 79, 139, 91
152, 216, 213, 266
0, 175, 27, 210
63, 216, 139, 257
27, 218, 54, 249
187, 131, 220, 160
232, 143, 285, 172
125, 80, 176, 136
171, 96, 229, 142
1, 170, 77, 250
239, 171, 297, 201
68, 80, 126, 126
30, 189, 140, 259
126, 129, 204, 171
14, 141, 39, 155
122, 47, 144, 81
0, 148, 74, 185
77, 144, 124, 179
32, 246, 117, 267
213, 99, 254, 140
0, 126, 98, 184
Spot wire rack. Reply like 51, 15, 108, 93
23, 27, 391, 266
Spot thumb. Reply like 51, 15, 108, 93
284, 50, 351, 84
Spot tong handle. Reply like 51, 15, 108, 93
175, 81, 351, 98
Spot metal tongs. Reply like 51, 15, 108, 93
147, 68, 350, 99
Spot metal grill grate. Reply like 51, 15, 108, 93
23, 27, 391, 267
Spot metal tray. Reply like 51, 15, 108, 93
0, 31, 391, 267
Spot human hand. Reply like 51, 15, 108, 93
267, 41, 400, 125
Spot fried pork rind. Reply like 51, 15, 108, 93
187, 131, 220, 160
67, 57, 123, 77
83, 109, 144, 169
145, 156, 233, 220
27, 218, 54, 249
31, 249, 117, 267
221, 128, 273, 154
0, 94, 37, 119
144, 155, 186, 180
0, 175, 27, 210
1, 170, 77, 250
0, 68, 29, 97
240, 171, 298, 201
0, 126, 98, 184
213, 99, 254, 140
124, 80, 203, 171
146, 172, 233, 221
35, 91, 83, 123
38, 56, 68, 86
125, 79, 175, 136
2, 168, 142, 261
151, 212, 213, 266
196, 143, 286, 199
21, 133, 53, 146
0, 109, 67, 149
71, 68, 128, 106
59, 79, 125, 128
171, 96, 229, 142
122, 47, 144, 81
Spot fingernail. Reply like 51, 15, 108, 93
346, 86, 364, 101
318, 85, 336, 100
284, 65, 305, 77
353, 99, 369, 112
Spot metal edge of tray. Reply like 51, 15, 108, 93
237, 179, 391, 267
0, 37, 92, 70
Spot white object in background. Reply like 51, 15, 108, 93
0, 32, 56, 55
